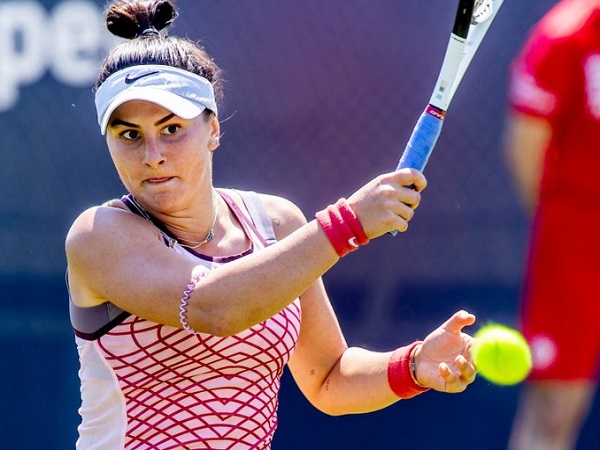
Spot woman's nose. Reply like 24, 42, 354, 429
143, 139, 166, 167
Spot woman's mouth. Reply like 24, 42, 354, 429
145, 177, 173, 184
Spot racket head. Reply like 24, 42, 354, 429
448, 0, 506, 102
473, 0, 494, 23
453, 0, 477, 39
429, 0, 477, 110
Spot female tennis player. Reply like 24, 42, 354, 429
67, 1, 478, 448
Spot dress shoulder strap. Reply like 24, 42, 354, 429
236, 190, 277, 246
217, 189, 277, 247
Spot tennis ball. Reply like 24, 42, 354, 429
471, 324, 532, 386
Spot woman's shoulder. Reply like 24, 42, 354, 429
66, 199, 163, 254
68, 200, 127, 238
256, 192, 303, 215
238, 190, 307, 240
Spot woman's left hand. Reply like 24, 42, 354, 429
414, 310, 477, 393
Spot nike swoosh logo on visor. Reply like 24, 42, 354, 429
124, 71, 160, 84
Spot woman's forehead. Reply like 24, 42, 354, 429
112, 100, 172, 119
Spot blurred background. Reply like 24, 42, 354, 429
1, 0, 598, 448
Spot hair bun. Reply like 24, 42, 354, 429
106, 0, 178, 40
155, 1, 177, 29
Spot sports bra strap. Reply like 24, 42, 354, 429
218, 189, 277, 247
236, 190, 277, 246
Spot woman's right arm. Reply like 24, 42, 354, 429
66, 169, 426, 337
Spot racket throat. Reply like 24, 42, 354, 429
425, 104, 446, 120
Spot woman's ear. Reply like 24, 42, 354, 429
208, 116, 221, 151
208, 136, 220, 151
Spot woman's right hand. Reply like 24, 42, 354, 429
346, 168, 427, 238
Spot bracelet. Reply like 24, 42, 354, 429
387, 341, 430, 399
409, 344, 429, 388
179, 271, 206, 334
315, 198, 369, 257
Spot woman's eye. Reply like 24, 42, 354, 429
162, 124, 180, 135
120, 130, 140, 140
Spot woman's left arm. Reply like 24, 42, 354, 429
288, 279, 399, 415
289, 288, 477, 415
261, 193, 379, 413
262, 193, 477, 415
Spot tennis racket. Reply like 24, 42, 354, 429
396, 0, 505, 172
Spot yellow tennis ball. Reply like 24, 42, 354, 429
472, 324, 532, 386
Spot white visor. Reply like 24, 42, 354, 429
95, 64, 218, 135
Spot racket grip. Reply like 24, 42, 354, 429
396, 108, 444, 171
389, 108, 444, 236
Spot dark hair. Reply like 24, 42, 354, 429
95, 0, 223, 105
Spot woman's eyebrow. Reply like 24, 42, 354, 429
109, 113, 176, 129
110, 118, 139, 129
155, 113, 176, 126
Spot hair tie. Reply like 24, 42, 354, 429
141, 27, 160, 36
179, 271, 206, 334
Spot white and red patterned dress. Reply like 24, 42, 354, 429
70, 190, 302, 449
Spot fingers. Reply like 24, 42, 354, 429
439, 354, 477, 393
456, 354, 477, 383
391, 201, 416, 226
346, 169, 427, 237
442, 310, 476, 335
376, 169, 425, 209
437, 313, 478, 393
385, 170, 425, 233
387, 203, 416, 234
390, 169, 427, 207
394, 168, 428, 193
396, 190, 421, 212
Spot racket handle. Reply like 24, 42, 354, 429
396, 106, 444, 171
389, 107, 444, 236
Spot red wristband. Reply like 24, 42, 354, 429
387, 341, 430, 399
337, 199, 369, 246
315, 199, 369, 257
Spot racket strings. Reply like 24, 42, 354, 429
473, 0, 494, 24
